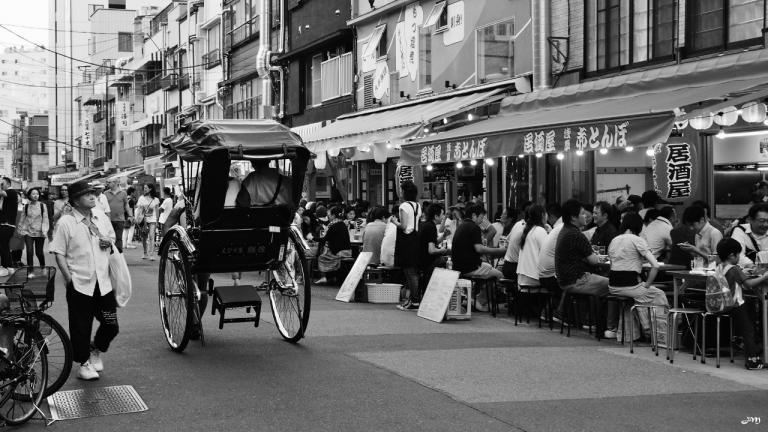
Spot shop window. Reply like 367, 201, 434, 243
419, 27, 431, 91
686, 0, 764, 54
118, 32, 132, 52
585, 0, 677, 73
476, 18, 515, 83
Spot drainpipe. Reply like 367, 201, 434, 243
256, 0, 286, 120
531, 0, 551, 90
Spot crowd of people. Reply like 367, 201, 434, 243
298, 181, 765, 370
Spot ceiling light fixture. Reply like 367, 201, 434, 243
456, 161, 463, 168
485, 158, 494, 166
625, 146, 634, 152
599, 148, 608, 155
426, 164, 433, 171
716, 129, 768, 139
470, 159, 478, 166
575, 150, 584, 156
556, 153, 564, 160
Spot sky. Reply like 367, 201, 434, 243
0, 0, 49, 48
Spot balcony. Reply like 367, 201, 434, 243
143, 76, 163, 95
179, 73, 190, 90
202, 48, 221, 69
161, 73, 178, 90
141, 142, 161, 158
224, 97, 262, 119
93, 111, 105, 123
93, 156, 105, 168
227, 16, 260, 49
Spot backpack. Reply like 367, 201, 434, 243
705, 264, 737, 313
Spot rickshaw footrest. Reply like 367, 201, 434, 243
211, 285, 262, 330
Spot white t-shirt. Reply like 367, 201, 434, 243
398, 201, 421, 234
504, 220, 526, 263
137, 195, 160, 223
158, 197, 174, 224
517, 225, 547, 285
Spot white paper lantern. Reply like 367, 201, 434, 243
689, 113, 713, 130
372, 142, 389, 164
741, 102, 767, 123
357, 143, 371, 152
713, 106, 738, 126
314, 150, 327, 170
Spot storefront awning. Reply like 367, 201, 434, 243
304, 88, 505, 155
106, 167, 144, 181
49, 171, 101, 186
127, 117, 154, 131
401, 49, 768, 165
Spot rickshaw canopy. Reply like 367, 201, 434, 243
164, 119, 312, 162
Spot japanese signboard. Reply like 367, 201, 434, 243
116, 99, 131, 131
443, 1, 465, 46
399, 2, 422, 82
80, 117, 91, 149
373, 61, 390, 100
395, 160, 424, 199
400, 114, 675, 165
651, 141, 699, 201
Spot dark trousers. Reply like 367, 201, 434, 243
732, 302, 760, 359
111, 221, 125, 253
66, 282, 119, 364
0, 225, 13, 267
501, 260, 518, 279
24, 236, 45, 267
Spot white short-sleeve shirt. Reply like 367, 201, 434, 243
49, 208, 116, 297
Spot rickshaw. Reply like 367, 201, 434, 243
158, 119, 312, 353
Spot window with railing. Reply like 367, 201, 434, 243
229, 14, 260, 47
320, 52, 353, 102
476, 18, 515, 83
179, 73, 190, 89
585, 0, 677, 73
225, 96, 263, 119
686, 0, 765, 54
204, 24, 221, 69
143, 75, 163, 94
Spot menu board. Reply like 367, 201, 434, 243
335, 252, 372, 303
417, 268, 460, 323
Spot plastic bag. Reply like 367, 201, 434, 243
380, 221, 397, 267
109, 245, 132, 307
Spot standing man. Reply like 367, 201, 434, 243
93, 182, 110, 214
105, 179, 131, 252
49, 180, 119, 381
0, 178, 18, 269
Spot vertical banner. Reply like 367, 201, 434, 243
81, 117, 92, 149
116, 99, 131, 131
651, 140, 698, 201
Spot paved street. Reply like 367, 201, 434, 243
20, 247, 768, 431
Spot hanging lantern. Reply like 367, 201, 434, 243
741, 102, 767, 123
372, 141, 389, 164
357, 143, 371, 152
713, 106, 738, 126
341, 147, 356, 159
314, 150, 327, 170
689, 113, 714, 130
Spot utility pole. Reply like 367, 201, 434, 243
54, 0, 59, 167
69, 0, 74, 169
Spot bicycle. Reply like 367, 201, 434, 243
0, 285, 50, 425
0, 267, 72, 397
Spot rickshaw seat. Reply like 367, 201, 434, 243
194, 205, 293, 274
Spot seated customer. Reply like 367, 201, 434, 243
555, 199, 616, 331
715, 238, 768, 370
516, 205, 548, 288
236, 159, 293, 208
315, 206, 352, 285
641, 205, 675, 260
607, 212, 669, 338
451, 204, 506, 311
419, 203, 450, 284
361, 206, 389, 266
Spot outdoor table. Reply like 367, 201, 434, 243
667, 269, 707, 309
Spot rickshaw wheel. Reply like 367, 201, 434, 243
158, 232, 195, 353
268, 236, 311, 343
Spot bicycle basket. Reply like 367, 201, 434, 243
2, 267, 56, 311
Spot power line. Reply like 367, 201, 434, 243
0, 25, 221, 72
0, 117, 94, 152
0, 23, 128, 36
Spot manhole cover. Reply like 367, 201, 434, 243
47, 385, 148, 420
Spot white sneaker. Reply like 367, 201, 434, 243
604, 329, 618, 339
89, 350, 104, 372
0, 268, 9, 277
77, 362, 100, 380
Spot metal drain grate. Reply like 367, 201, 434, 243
47, 385, 148, 420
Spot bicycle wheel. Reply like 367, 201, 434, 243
37, 314, 72, 397
158, 233, 195, 353
0, 325, 47, 425
268, 237, 311, 343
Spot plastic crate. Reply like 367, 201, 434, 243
446, 279, 472, 320
366, 283, 401, 304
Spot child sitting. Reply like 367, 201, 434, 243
716, 238, 767, 370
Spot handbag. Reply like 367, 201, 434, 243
9, 229, 24, 251
108, 244, 132, 307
